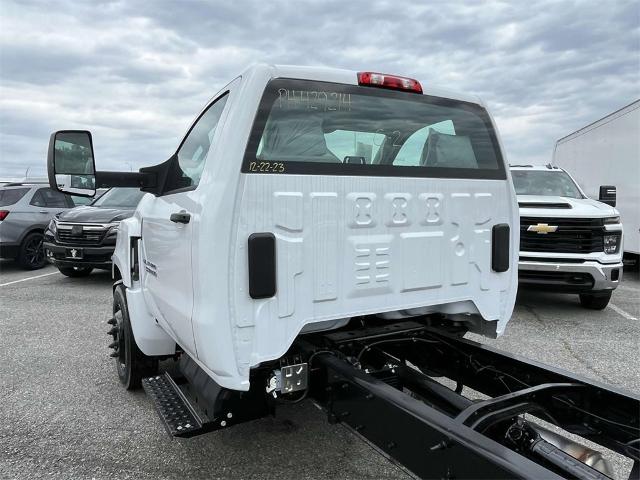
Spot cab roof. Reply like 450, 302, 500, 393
509, 164, 564, 172
243, 63, 487, 107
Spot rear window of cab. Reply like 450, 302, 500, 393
242, 79, 506, 179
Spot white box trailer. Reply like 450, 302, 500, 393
553, 100, 640, 256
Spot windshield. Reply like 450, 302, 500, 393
244, 79, 505, 179
511, 170, 583, 199
92, 188, 145, 208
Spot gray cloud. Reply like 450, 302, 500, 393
0, 0, 638, 177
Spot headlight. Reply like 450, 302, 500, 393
603, 234, 620, 254
604, 216, 620, 225
106, 222, 120, 235
47, 218, 57, 234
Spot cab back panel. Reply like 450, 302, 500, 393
232, 174, 516, 366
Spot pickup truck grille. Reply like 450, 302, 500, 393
519, 217, 605, 254
56, 223, 107, 245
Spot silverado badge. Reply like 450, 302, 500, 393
527, 223, 558, 234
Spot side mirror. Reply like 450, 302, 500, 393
599, 185, 616, 207
47, 130, 97, 197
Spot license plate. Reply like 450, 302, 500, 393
65, 248, 84, 259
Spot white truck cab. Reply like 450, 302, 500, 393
512, 165, 623, 309
47, 64, 518, 391
43, 66, 640, 477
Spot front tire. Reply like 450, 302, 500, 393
579, 291, 612, 310
110, 284, 158, 389
58, 265, 93, 277
17, 232, 46, 270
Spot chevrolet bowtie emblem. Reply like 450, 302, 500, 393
527, 223, 558, 234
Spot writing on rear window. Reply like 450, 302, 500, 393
248, 161, 285, 173
277, 89, 352, 112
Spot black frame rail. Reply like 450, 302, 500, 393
301, 320, 640, 480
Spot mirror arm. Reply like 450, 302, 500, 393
95, 171, 157, 190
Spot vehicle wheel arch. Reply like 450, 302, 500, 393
111, 216, 140, 289
18, 226, 45, 245
112, 249, 131, 288
112, 264, 123, 287
110, 283, 159, 389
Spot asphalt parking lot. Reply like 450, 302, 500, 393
1, 261, 638, 479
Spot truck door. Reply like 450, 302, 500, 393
141, 92, 230, 356
29, 187, 72, 224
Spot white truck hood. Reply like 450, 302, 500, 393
517, 195, 618, 218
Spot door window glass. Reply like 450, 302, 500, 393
175, 93, 229, 188
30, 188, 67, 208
29, 190, 44, 207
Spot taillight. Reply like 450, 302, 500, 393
0, 210, 9, 221
357, 72, 423, 94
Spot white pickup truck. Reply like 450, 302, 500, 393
512, 165, 623, 309
45, 65, 639, 479
48, 65, 518, 391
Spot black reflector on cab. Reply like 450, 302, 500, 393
492, 224, 510, 272
248, 233, 276, 299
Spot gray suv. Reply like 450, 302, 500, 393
0, 183, 81, 269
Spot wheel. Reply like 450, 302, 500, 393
17, 232, 46, 270
579, 291, 612, 310
109, 284, 158, 389
58, 265, 93, 277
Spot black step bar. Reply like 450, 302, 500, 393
142, 355, 273, 438
142, 374, 204, 437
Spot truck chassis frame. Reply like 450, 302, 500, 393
141, 317, 639, 480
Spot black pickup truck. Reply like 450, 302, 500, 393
44, 187, 145, 277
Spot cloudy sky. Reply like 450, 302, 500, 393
1, 0, 638, 178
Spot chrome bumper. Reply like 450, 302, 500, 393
518, 259, 623, 291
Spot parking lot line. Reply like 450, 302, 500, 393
0, 271, 59, 287
608, 303, 638, 321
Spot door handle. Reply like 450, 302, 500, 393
39, 210, 48, 214
170, 211, 191, 224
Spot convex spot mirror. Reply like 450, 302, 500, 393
47, 130, 96, 197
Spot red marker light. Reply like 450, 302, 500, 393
357, 72, 423, 94
0, 210, 9, 221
